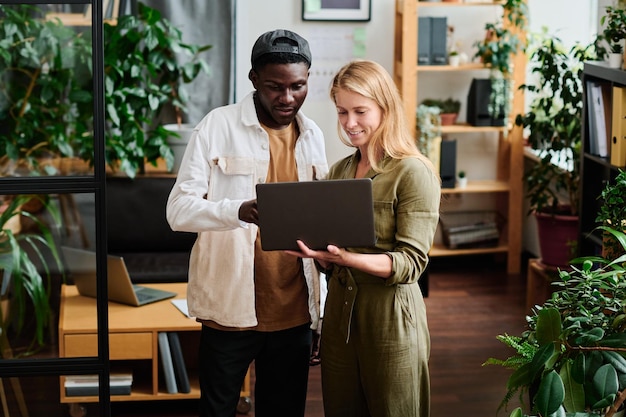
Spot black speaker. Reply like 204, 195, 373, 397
466, 78, 505, 126
440, 139, 457, 189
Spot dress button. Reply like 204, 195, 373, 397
262, 143, 268, 150
348, 286, 353, 291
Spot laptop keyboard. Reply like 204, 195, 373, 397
135, 291, 152, 302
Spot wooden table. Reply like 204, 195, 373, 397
58, 283, 250, 410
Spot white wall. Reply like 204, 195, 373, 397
235, 0, 393, 164
234, 0, 600, 255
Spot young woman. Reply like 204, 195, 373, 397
287, 59, 441, 417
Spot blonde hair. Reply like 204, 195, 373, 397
330, 60, 433, 172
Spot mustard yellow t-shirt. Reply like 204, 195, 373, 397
253, 122, 310, 331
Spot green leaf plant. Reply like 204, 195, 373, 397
515, 32, 603, 217
0, 194, 63, 356
485, 227, 626, 417
0, 3, 211, 179
473, 0, 527, 127
596, 170, 626, 260
602, 6, 626, 54
101, 2, 211, 178
0, 4, 93, 176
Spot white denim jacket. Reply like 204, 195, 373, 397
166, 92, 329, 329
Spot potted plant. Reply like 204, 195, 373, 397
485, 226, 626, 417
595, 169, 626, 260
416, 104, 442, 171
601, 6, 626, 68
473, 0, 527, 126
0, 4, 93, 176
0, 194, 62, 356
515, 33, 601, 268
457, 170, 467, 188
100, 2, 211, 178
421, 98, 461, 125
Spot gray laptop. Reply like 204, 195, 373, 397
256, 178, 376, 251
62, 246, 177, 306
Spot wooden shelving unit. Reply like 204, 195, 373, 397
58, 284, 251, 408
393, 0, 525, 274
579, 62, 626, 256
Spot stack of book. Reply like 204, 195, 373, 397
64, 373, 133, 397
158, 331, 191, 394
440, 211, 501, 249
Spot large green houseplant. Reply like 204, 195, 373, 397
0, 3, 211, 179
0, 194, 62, 356
100, 2, 211, 178
0, 4, 93, 176
514, 33, 602, 267
485, 226, 626, 417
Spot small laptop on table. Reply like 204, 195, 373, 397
256, 178, 376, 251
61, 246, 177, 307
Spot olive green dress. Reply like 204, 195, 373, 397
320, 152, 441, 417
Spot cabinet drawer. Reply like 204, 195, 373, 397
63, 333, 153, 359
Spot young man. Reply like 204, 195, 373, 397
166, 29, 328, 417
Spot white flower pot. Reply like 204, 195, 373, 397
608, 52, 623, 69
164, 123, 194, 173
457, 177, 467, 188
449, 55, 460, 67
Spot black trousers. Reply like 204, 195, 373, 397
198, 323, 312, 417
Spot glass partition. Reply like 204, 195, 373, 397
0, 3, 96, 178
0, 192, 97, 361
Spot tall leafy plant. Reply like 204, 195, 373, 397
515, 33, 600, 216
100, 2, 211, 178
0, 5, 93, 176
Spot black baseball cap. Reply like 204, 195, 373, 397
251, 29, 312, 66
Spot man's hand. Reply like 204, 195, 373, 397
239, 199, 258, 225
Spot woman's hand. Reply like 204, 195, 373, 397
285, 240, 347, 270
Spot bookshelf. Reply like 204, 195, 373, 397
579, 62, 626, 256
58, 283, 251, 411
393, 0, 526, 274
45, 0, 120, 26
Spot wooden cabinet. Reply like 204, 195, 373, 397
579, 62, 626, 256
393, 0, 525, 274
58, 283, 251, 405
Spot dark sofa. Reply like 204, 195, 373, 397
106, 176, 196, 284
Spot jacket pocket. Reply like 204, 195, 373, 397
209, 157, 256, 199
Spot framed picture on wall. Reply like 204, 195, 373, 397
302, 0, 371, 22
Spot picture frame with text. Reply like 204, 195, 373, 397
302, 0, 371, 22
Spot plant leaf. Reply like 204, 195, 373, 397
560, 360, 585, 412
535, 370, 565, 417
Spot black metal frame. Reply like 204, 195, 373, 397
0, 1, 111, 415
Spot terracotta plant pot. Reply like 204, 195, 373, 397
440, 113, 458, 125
